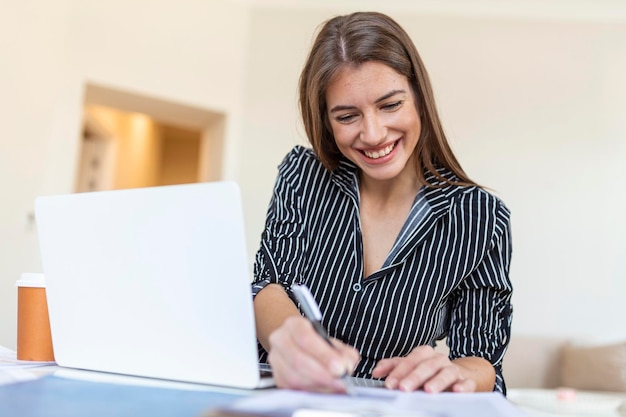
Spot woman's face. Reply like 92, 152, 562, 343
325, 61, 421, 184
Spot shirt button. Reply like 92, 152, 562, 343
352, 282, 362, 292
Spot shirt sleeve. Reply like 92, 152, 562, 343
446, 197, 513, 394
252, 153, 306, 299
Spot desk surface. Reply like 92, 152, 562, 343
0, 372, 247, 417
2, 367, 528, 417
6, 359, 622, 417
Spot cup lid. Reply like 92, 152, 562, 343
16, 273, 46, 288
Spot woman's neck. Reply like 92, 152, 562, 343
358, 170, 421, 207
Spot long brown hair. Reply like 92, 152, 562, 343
299, 11, 476, 187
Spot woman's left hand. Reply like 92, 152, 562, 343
371, 346, 487, 393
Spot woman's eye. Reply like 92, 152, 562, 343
336, 114, 356, 123
382, 101, 402, 111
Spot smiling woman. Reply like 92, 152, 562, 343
251, 11, 513, 396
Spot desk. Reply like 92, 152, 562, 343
6, 368, 626, 417
4, 371, 626, 417
0, 368, 249, 417
0, 343, 262, 417
1, 367, 530, 417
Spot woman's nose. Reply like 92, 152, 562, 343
360, 114, 386, 146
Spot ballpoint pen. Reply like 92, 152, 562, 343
291, 283, 355, 394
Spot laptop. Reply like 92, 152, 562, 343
34, 181, 274, 389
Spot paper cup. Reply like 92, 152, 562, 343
16, 273, 55, 361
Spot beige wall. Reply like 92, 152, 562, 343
1, 0, 625, 349
0, 0, 76, 350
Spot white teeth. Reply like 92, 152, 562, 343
364, 142, 395, 159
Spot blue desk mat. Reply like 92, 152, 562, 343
0, 375, 246, 417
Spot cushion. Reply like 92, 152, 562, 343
560, 341, 626, 392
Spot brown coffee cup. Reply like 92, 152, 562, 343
16, 273, 55, 362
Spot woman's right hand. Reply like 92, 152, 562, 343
267, 315, 360, 393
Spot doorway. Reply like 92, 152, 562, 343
75, 83, 225, 192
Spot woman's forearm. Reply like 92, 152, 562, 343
452, 356, 496, 392
253, 283, 301, 351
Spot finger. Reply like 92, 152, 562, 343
451, 378, 477, 393
270, 349, 343, 391
269, 318, 352, 392
395, 358, 446, 391
268, 319, 328, 386
286, 321, 350, 378
383, 347, 442, 390
374, 358, 410, 389
268, 329, 317, 388
371, 357, 401, 379
421, 363, 464, 394
269, 336, 346, 392
331, 339, 361, 374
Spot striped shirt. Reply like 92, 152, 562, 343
252, 146, 513, 393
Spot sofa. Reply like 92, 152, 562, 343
502, 335, 626, 416
434, 335, 625, 415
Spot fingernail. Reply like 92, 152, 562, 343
386, 378, 397, 390
425, 383, 440, 393
399, 381, 412, 392
330, 360, 346, 377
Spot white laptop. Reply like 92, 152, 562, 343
34, 181, 274, 389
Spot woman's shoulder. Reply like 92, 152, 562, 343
426, 167, 511, 225
461, 186, 510, 224
276, 145, 329, 190
278, 145, 319, 169
455, 186, 511, 248
277, 145, 325, 176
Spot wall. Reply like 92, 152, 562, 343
241, 7, 626, 342
0, 0, 76, 350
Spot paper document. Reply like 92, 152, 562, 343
0, 345, 55, 368
225, 386, 529, 417
0, 345, 56, 386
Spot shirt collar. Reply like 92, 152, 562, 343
330, 157, 360, 203
330, 158, 464, 203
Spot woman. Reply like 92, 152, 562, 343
252, 11, 513, 395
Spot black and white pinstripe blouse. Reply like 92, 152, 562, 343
252, 146, 513, 393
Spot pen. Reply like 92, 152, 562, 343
291, 284, 354, 394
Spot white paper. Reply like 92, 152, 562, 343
0, 345, 56, 386
0, 345, 55, 369
228, 387, 529, 417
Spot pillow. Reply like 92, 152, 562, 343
560, 341, 626, 392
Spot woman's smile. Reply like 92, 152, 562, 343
361, 139, 398, 159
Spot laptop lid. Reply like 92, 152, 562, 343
35, 181, 271, 389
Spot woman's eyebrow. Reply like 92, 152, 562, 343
375, 89, 406, 104
329, 104, 357, 113
329, 89, 407, 113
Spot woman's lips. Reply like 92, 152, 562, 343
360, 139, 399, 160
